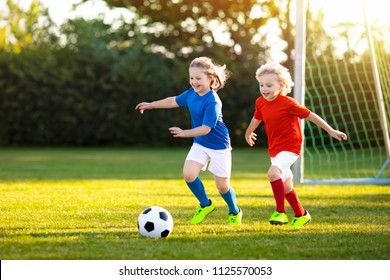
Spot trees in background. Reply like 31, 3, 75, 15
1, 0, 386, 147
2, 0, 287, 146
0, 0, 57, 52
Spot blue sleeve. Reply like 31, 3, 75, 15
175, 89, 189, 108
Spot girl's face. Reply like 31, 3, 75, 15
189, 67, 213, 95
258, 73, 283, 101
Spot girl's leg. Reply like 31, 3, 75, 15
215, 176, 239, 214
183, 160, 210, 207
184, 160, 215, 224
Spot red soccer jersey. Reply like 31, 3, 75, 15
254, 95, 311, 157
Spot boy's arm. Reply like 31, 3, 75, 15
135, 97, 178, 114
245, 117, 262, 146
306, 112, 347, 141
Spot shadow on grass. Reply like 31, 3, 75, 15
1, 202, 389, 260
1, 147, 389, 259
1, 227, 389, 260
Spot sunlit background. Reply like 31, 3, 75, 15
2, 0, 389, 61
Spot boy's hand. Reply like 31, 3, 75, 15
332, 130, 347, 141
245, 132, 257, 146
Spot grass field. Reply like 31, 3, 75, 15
0, 147, 389, 260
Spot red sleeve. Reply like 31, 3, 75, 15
288, 97, 311, 118
254, 97, 263, 120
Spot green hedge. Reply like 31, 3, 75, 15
0, 21, 262, 147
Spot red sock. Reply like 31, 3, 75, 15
270, 178, 285, 213
285, 189, 305, 216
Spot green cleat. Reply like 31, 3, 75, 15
228, 208, 242, 225
290, 210, 311, 229
269, 211, 289, 225
190, 200, 216, 224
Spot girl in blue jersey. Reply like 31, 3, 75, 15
135, 57, 242, 225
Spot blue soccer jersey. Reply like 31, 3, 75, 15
175, 88, 231, 150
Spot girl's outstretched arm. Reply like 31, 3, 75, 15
135, 97, 178, 114
306, 112, 347, 141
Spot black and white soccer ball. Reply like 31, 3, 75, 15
137, 206, 173, 238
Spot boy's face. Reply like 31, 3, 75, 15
258, 73, 283, 102
189, 67, 213, 95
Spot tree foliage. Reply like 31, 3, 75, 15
106, 0, 279, 62
0, 0, 57, 52
1, 0, 386, 147
1, 0, 280, 146
0, 16, 188, 146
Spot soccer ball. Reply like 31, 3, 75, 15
137, 206, 173, 238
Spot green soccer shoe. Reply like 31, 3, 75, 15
269, 211, 289, 225
290, 210, 311, 229
190, 200, 216, 224
228, 208, 242, 225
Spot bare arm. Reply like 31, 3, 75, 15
245, 117, 262, 146
169, 125, 211, 138
135, 97, 178, 114
306, 112, 347, 141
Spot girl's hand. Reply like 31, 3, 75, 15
331, 130, 348, 141
135, 102, 152, 114
169, 127, 185, 138
245, 132, 257, 146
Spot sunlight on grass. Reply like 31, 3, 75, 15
0, 148, 389, 260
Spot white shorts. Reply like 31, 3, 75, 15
186, 143, 232, 178
270, 151, 299, 182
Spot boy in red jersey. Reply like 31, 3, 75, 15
245, 62, 347, 229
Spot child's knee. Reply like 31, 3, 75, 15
183, 171, 197, 183
284, 177, 293, 193
267, 166, 282, 181
215, 177, 230, 194
217, 184, 230, 194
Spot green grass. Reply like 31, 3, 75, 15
0, 147, 389, 260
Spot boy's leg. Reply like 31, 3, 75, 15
284, 177, 311, 229
284, 179, 305, 217
268, 165, 286, 214
268, 152, 300, 225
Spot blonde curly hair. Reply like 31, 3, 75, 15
255, 62, 294, 95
